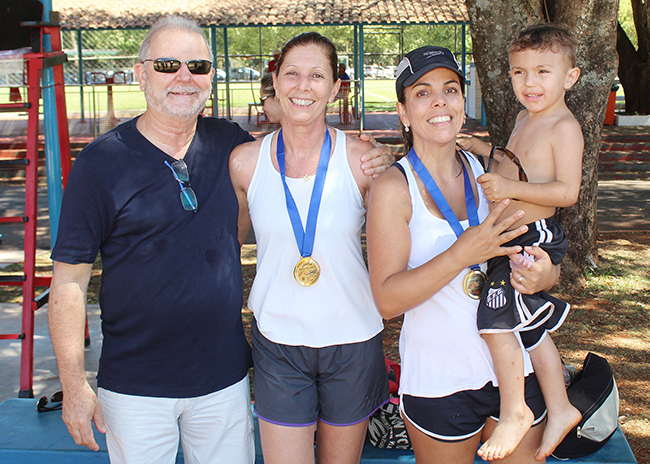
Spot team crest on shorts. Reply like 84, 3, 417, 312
486, 287, 507, 309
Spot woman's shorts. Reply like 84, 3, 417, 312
401, 373, 546, 442
251, 319, 388, 427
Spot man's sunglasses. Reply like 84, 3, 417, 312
142, 58, 212, 75
36, 391, 63, 412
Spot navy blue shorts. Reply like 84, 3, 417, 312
251, 319, 389, 426
401, 373, 547, 441
478, 218, 570, 349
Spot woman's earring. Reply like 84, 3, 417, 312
404, 124, 410, 133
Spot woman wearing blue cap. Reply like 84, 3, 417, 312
366, 46, 559, 463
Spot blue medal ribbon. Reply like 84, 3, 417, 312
407, 147, 481, 271
277, 128, 332, 259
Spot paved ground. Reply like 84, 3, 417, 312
0, 303, 101, 402
597, 180, 650, 232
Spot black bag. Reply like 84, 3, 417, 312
367, 398, 412, 450
551, 352, 620, 460
367, 357, 412, 450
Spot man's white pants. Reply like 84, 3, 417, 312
98, 375, 254, 464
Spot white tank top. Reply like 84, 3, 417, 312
397, 154, 533, 398
247, 128, 383, 347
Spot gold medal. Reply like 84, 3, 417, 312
463, 269, 487, 300
294, 257, 321, 287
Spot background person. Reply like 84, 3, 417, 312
337, 62, 353, 122
230, 32, 388, 464
260, 73, 281, 123
338, 62, 351, 82
366, 46, 561, 464
267, 49, 281, 73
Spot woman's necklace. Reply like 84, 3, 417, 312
284, 158, 318, 181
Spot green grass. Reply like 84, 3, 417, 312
1, 78, 399, 117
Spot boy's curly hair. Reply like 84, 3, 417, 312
508, 23, 577, 68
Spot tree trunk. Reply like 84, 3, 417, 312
464, 2, 542, 145
617, 0, 650, 114
465, 0, 619, 290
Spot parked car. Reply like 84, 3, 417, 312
364, 65, 394, 79
377, 66, 396, 78
215, 68, 226, 81
229, 67, 260, 80
364, 65, 379, 78
384, 65, 397, 77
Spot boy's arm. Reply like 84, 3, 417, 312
478, 118, 583, 207
457, 135, 492, 158
458, 111, 528, 166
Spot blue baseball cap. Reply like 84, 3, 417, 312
395, 46, 465, 95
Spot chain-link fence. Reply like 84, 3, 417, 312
1, 24, 470, 136
60, 29, 145, 135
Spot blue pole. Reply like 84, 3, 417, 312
461, 24, 466, 94
223, 27, 231, 120
39, 0, 64, 248
211, 26, 217, 116
481, 99, 487, 127
359, 24, 365, 132
77, 30, 85, 122
353, 26, 359, 126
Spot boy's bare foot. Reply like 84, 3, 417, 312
534, 405, 582, 460
478, 407, 535, 461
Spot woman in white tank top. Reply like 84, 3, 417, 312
230, 33, 394, 464
366, 46, 561, 464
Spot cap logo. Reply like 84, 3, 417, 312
423, 50, 444, 58
396, 46, 464, 94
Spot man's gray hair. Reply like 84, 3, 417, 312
138, 16, 213, 63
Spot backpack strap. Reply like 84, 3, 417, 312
392, 161, 408, 183
456, 144, 487, 173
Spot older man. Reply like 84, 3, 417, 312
49, 15, 391, 464
49, 15, 255, 464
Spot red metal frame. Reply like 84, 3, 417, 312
0, 23, 71, 398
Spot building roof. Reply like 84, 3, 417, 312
53, 0, 468, 29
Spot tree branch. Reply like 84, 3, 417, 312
617, 21, 639, 68
632, 0, 650, 58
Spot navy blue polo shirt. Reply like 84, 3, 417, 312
52, 115, 254, 397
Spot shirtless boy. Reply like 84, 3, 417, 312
462, 23, 584, 461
